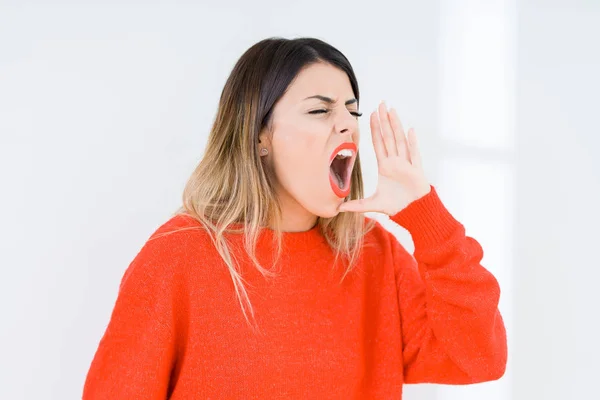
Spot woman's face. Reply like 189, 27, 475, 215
261, 62, 361, 228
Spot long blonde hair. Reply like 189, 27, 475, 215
178, 37, 374, 331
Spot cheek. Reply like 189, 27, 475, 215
274, 134, 320, 177
272, 126, 328, 187
275, 119, 322, 148
273, 122, 324, 165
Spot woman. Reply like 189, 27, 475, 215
83, 37, 507, 399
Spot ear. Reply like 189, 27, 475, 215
258, 129, 272, 156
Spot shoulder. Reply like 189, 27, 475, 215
145, 213, 213, 255
150, 213, 208, 239
120, 214, 214, 288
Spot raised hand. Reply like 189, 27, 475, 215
338, 102, 431, 216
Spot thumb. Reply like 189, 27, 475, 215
337, 197, 377, 213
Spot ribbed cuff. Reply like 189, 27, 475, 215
389, 185, 463, 251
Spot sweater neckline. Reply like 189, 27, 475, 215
225, 221, 326, 250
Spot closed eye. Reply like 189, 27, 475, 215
308, 109, 363, 118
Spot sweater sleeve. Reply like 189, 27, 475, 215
390, 186, 507, 384
82, 240, 178, 399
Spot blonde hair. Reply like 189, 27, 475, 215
176, 37, 374, 331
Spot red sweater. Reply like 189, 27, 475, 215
83, 186, 507, 399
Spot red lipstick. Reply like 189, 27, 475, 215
329, 142, 357, 198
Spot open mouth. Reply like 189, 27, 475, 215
329, 142, 357, 198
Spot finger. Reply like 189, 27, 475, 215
370, 111, 386, 161
389, 108, 410, 163
378, 102, 397, 157
407, 128, 423, 169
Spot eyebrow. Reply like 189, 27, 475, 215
304, 95, 358, 106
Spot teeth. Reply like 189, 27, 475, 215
335, 149, 353, 158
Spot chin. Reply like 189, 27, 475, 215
319, 210, 341, 219
297, 184, 348, 220
309, 199, 344, 220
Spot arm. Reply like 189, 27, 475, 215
391, 186, 507, 384
82, 242, 178, 399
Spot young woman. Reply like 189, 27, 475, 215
83, 37, 507, 399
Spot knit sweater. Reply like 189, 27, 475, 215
83, 186, 507, 399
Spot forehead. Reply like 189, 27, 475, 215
283, 62, 355, 101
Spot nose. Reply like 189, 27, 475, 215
334, 109, 358, 136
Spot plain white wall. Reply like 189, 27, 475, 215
513, 1, 600, 399
1, 0, 598, 399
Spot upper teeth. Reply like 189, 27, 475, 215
335, 149, 353, 158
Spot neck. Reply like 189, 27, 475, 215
272, 187, 318, 233
276, 213, 318, 233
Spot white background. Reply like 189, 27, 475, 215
1, 0, 599, 399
